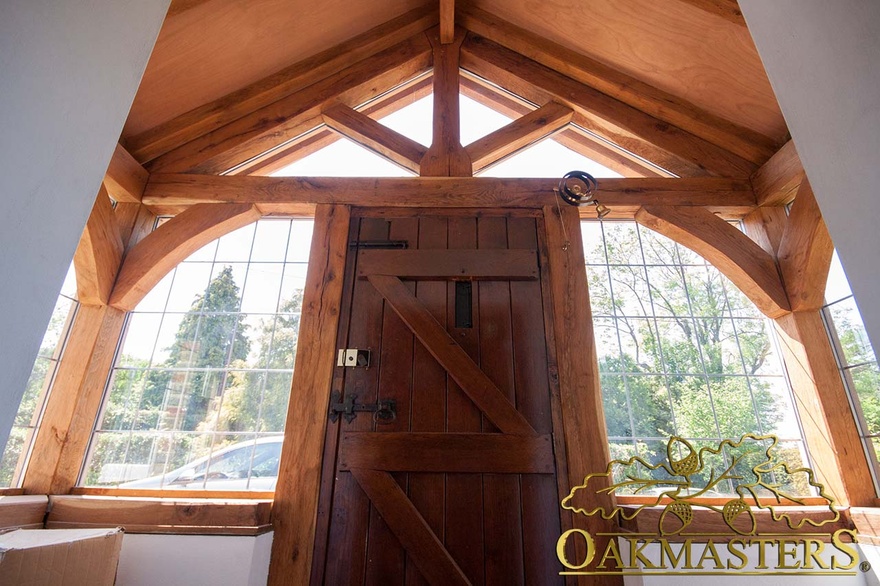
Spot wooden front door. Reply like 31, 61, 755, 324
311, 212, 566, 585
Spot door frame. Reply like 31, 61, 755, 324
267, 203, 616, 585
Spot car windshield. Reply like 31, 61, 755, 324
171, 440, 282, 485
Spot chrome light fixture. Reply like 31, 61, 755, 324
556, 170, 610, 219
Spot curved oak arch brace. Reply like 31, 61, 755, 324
635, 205, 791, 318
109, 203, 261, 311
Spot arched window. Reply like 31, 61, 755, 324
80, 219, 313, 491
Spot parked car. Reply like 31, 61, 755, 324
119, 436, 283, 490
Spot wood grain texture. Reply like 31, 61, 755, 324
742, 205, 788, 257
777, 180, 834, 311
339, 432, 554, 473
465, 101, 573, 173
440, 0, 455, 43
421, 27, 472, 177
462, 33, 757, 178
751, 140, 804, 206
46, 495, 272, 535
144, 174, 755, 216
22, 306, 127, 495
73, 186, 124, 305
464, 0, 785, 141
165, 0, 214, 19
636, 205, 790, 317
125, 0, 431, 139
367, 274, 536, 435
458, 5, 778, 164
673, 0, 747, 26
110, 203, 259, 310
459, 73, 669, 178
148, 34, 432, 174
351, 469, 470, 585
113, 203, 156, 252
774, 311, 876, 507
322, 102, 426, 173
103, 143, 149, 203
357, 248, 538, 280
128, 6, 436, 162
268, 204, 350, 586
0, 496, 48, 530
542, 204, 621, 586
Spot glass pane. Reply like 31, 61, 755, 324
601, 376, 631, 438
279, 265, 308, 311
668, 376, 716, 439
37, 296, 75, 358
459, 94, 511, 146
250, 220, 290, 262
186, 240, 218, 262
117, 313, 163, 367
239, 264, 284, 314
828, 297, 876, 365
258, 372, 294, 433
586, 265, 613, 316
286, 221, 314, 262
735, 319, 781, 376
272, 136, 415, 177
683, 265, 728, 318
697, 318, 744, 375
850, 363, 880, 436
825, 250, 852, 303
626, 375, 675, 437
593, 317, 619, 367
638, 227, 679, 266
14, 357, 52, 427
478, 136, 621, 179
215, 223, 256, 262
655, 318, 703, 374
266, 314, 302, 369
581, 221, 606, 265
137, 271, 174, 312
646, 266, 689, 317
608, 265, 651, 317
601, 222, 642, 265
164, 263, 213, 312
617, 318, 661, 371
707, 376, 759, 438
379, 93, 433, 148
752, 376, 799, 438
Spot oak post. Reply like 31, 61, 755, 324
268, 204, 351, 585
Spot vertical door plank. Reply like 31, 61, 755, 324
268, 204, 350, 586
509, 216, 564, 585
323, 217, 390, 585
477, 216, 525, 585
365, 217, 419, 585
367, 274, 536, 436
445, 217, 484, 586
351, 468, 471, 586
407, 217, 449, 586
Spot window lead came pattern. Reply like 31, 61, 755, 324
0, 263, 79, 488
822, 250, 880, 494
81, 218, 313, 491
582, 221, 812, 496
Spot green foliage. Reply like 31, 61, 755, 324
587, 223, 798, 494
86, 261, 304, 485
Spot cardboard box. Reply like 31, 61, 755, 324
0, 528, 123, 585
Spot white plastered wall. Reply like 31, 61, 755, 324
739, 0, 880, 351
0, 0, 171, 451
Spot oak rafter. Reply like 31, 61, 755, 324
461, 33, 756, 178
323, 102, 427, 174
458, 5, 774, 164
73, 185, 124, 306
125, 6, 438, 164
103, 143, 148, 204
465, 101, 573, 174
751, 139, 804, 206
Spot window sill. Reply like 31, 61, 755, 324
47, 495, 272, 536
618, 504, 853, 541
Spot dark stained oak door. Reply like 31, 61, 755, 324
310, 213, 567, 585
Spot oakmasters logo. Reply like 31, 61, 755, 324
555, 434, 863, 577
